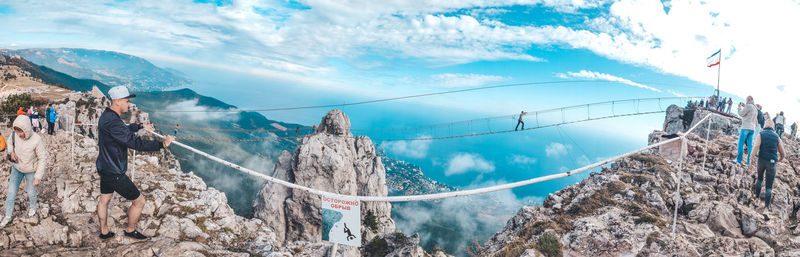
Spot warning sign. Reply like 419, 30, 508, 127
321, 195, 361, 246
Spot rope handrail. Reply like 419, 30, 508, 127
137, 112, 717, 202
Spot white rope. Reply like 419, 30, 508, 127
129, 113, 717, 202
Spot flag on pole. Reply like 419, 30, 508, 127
706, 49, 721, 67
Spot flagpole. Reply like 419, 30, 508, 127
716, 50, 721, 100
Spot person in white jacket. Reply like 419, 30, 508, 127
737, 96, 758, 165
1, 115, 48, 227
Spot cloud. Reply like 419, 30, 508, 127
557, 70, 662, 93
393, 178, 543, 255
162, 99, 238, 122
545, 142, 570, 157
429, 73, 510, 88
509, 154, 537, 165
381, 136, 432, 159
445, 153, 495, 176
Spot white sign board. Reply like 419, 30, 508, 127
321, 195, 361, 246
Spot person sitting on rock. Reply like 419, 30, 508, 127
736, 96, 758, 165
751, 119, 785, 212
95, 86, 175, 240
0, 115, 48, 227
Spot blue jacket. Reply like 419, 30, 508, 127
48, 110, 58, 123
96, 108, 162, 176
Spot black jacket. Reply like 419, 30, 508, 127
96, 108, 162, 176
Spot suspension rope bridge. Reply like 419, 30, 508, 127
144, 96, 700, 143
130, 113, 718, 202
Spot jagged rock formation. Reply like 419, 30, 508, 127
481, 110, 800, 256
253, 109, 446, 257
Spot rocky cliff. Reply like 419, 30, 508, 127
480, 106, 800, 256
0, 110, 281, 256
253, 109, 448, 257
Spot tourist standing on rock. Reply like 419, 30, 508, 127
737, 96, 758, 165
727, 98, 733, 113
48, 108, 58, 135
750, 119, 786, 211
95, 86, 175, 240
755, 104, 765, 136
46, 104, 54, 135
29, 110, 40, 133
16, 107, 25, 117
773, 112, 786, 138
0, 115, 48, 227
515, 111, 527, 131
791, 122, 798, 138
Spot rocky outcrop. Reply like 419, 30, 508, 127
0, 102, 280, 256
482, 111, 800, 256
254, 109, 395, 243
254, 109, 445, 256
663, 104, 741, 140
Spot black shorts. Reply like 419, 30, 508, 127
100, 174, 141, 200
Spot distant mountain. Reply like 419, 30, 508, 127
0, 54, 109, 93
4, 48, 190, 91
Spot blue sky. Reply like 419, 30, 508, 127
0, 0, 798, 129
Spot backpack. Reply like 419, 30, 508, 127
0, 133, 5, 152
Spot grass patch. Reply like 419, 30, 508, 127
635, 214, 659, 225
568, 181, 627, 216
536, 234, 563, 257
181, 206, 198, 214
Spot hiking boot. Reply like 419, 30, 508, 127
0, 217, 11, 227
124, 230, 147, 240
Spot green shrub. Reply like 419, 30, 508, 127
536, 234, 563, 257
364, 210, 378, 232
364, 237, 389, 257
1, 93, 33, 115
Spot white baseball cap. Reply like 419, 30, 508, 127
108, 86, 136, 100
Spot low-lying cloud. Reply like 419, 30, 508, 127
545, 142, 571, 158
445, 152, 495, 176
163, 99, 238, 122
381, 136, 432, 159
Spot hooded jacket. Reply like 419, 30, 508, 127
10, 115, 48, 180
96, 107, 162, 176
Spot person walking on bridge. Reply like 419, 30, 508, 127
95, 86, 175, 240
515, 111, 527, 131
750, 119, 786, 211
737, 96, 758, 165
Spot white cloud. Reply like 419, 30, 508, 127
5, 0, 800, 121
430, 73, 510, 88
445, 153, 495, 176
557, 70, 662, 93
162, 99, 238, 122
509, 154, 537, 165
381, 136, 432, 159
545, 142, 571, 157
